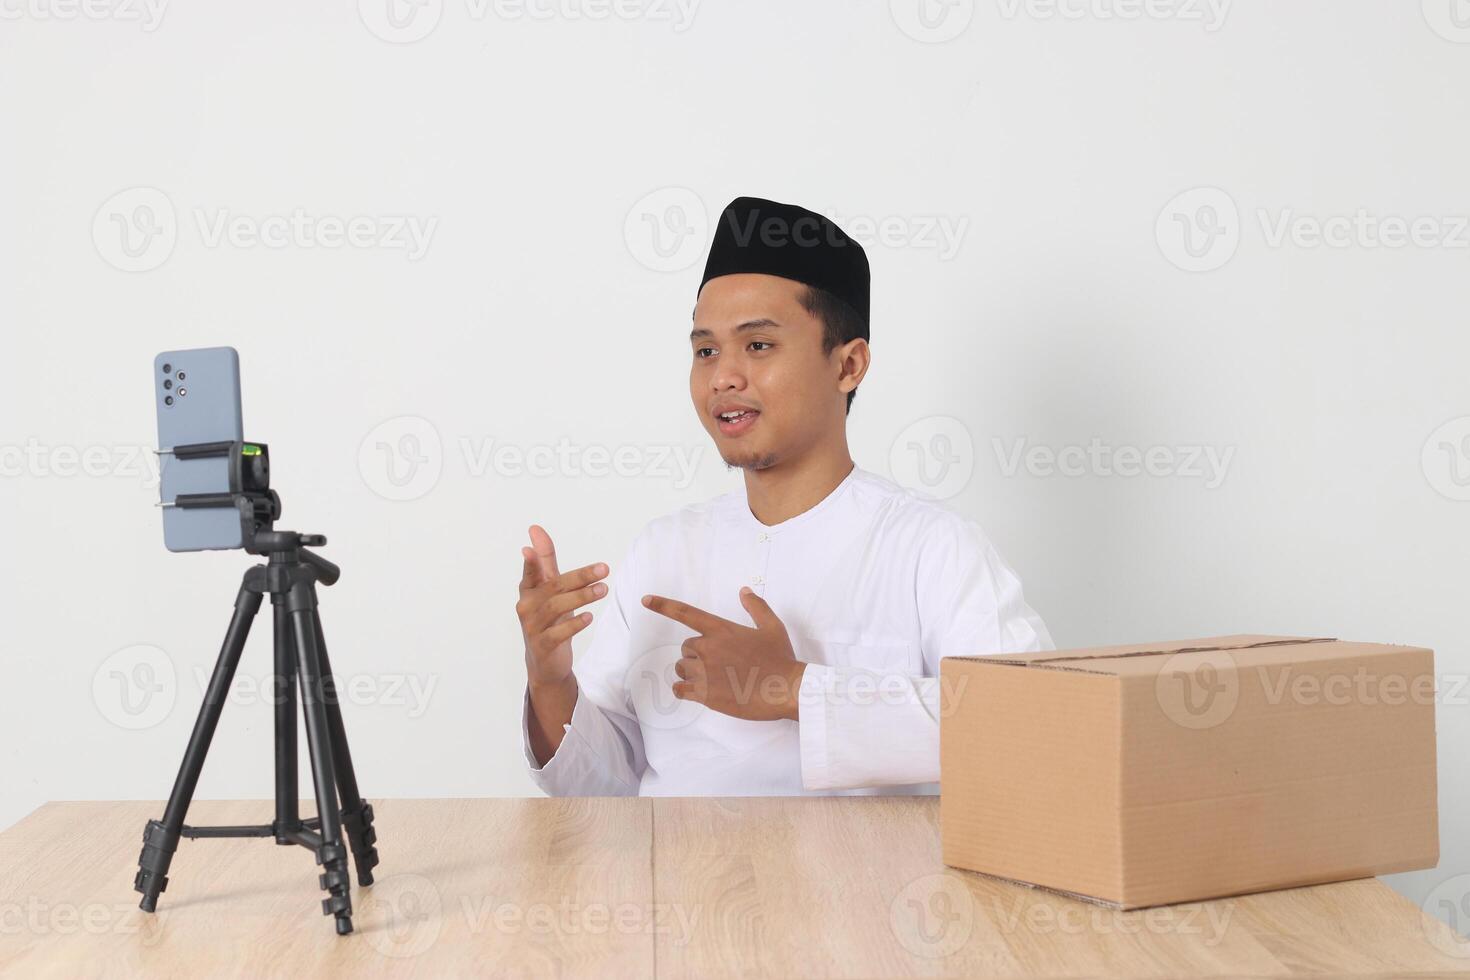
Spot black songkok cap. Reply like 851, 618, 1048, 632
699, 197, 870, 340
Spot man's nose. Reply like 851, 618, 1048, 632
711, 356, 747, 392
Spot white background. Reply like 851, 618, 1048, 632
2, 0, 1467, 931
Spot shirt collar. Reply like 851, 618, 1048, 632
731, 463, 862, 535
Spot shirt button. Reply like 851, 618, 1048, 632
758, 532, 769, 543
752, 575, 764, 586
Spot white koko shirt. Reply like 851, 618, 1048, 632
521, 464, 1053, 796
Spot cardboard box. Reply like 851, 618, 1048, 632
940, 635, 1438, 908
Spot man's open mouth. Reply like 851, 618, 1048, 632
715, 409, 760, 435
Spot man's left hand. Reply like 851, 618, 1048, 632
641, 588, 807, 721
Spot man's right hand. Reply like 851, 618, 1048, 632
518, 524, 609, 764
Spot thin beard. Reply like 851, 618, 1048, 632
724, 454, 777, 472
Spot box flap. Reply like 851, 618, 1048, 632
950, 635, 1335, 675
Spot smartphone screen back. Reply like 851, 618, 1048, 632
154, 347, 246, 552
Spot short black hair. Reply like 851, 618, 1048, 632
799, 285, 867, 415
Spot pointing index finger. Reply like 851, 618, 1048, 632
641, 594, 731, 635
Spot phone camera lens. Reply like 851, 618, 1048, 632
176, 371, 186, 381
163, 379, 173, 390
164, 395, 174, 406
178, 387, 188, 397
162, 363, 172, 374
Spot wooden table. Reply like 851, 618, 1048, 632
1, 797, 1466, 977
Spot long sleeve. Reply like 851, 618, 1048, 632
795, 514, 1052, 791
521, 536, 650, 796
521, 684, 644, 796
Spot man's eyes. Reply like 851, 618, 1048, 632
694, 342, 773, 359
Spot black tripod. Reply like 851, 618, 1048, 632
133, 527, 380, 935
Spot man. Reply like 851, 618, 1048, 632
517, 196, 1052, 796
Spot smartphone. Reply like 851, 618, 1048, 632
154, 347, 245, 552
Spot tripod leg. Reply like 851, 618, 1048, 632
289, 582, 354, 935
272, 597, 299, 840
135, 581, 262, 913
314, 616, 379, 886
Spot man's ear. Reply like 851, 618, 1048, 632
835, 337, 870, 397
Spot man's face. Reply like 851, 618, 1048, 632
690, 273, 855, 471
